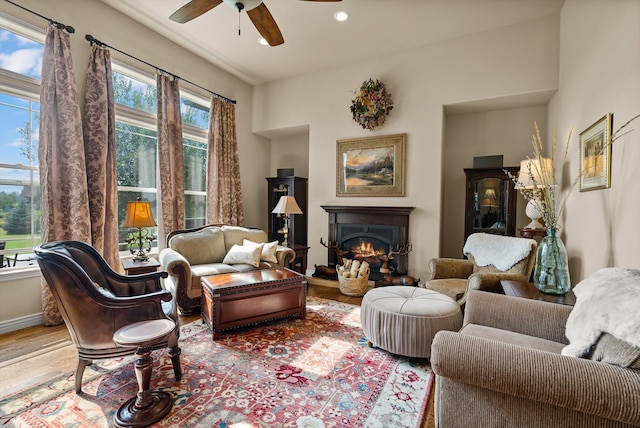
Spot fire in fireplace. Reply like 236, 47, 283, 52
351, 240, 386, 260
322, 205, 415, 281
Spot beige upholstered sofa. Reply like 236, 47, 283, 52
431, 289, 640, 427
423, 233, 537, 307
159, 225, 296, 314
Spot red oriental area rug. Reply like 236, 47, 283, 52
0, 296, 432, 427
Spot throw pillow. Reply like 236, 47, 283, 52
222, 243, 263, 268
588, 333, 640, 369
562, 267, 640, 359
243, 239, 279, 264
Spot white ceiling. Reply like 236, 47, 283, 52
100, 0, 564, 86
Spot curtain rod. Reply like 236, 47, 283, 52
85, 34, 236, 105
3, 0, 74, 33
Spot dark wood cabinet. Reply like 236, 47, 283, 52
266, 176, 308, 246
464, 167, 519, 241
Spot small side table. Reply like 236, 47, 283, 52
519, 228, 547, 239
122, 258, 160, 275
499, 280, 576, 306
287, 244, 309, 275
112, 319, 175, 427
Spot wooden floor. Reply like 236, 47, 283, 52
0, 283, 433, 427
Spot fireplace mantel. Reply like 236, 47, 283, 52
321, 206, 415, 277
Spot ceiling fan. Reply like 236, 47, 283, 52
169, 0, 342, 47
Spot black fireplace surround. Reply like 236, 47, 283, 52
322, 206, 415, 281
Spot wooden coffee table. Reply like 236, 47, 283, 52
201, 268, 307, 339
499, 280, 576, 306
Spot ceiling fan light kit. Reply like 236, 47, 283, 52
170, 0, 342, 47
222, 0, 262, 11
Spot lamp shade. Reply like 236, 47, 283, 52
271, 195, 303, 215
122, 198, 157, 229
480, 188, 498, 207
518, 158, 552, 189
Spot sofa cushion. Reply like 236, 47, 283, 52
243, 239, 279, 263
169, 227, 227, 265
424, 278, 467, 301
222, 244, 263, 268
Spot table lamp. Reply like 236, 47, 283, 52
271, 195, 303, 247
480, 189, 498, 210
122, 197, 157, 261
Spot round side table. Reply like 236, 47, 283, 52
112, 319, 176, 427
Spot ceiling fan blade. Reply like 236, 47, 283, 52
246, 2, 284, 46
170, 0, 223, 23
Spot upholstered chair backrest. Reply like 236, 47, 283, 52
220, 225, 268, 252
464, 233, 537, 278
168, 226, 227, 265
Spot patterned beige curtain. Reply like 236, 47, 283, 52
83, 44, 120, 270
39, 24, 90, 326
157, 73, 185, 236
206, 97, 244, 225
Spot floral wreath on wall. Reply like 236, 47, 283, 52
350, 78, 394, 131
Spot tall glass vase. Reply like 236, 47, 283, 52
533, 228, 571, 294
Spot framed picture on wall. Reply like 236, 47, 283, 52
336, 133, 406, 197
579, 113, 612, 191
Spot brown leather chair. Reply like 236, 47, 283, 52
34, 241, 182, 394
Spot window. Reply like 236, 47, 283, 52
113, 64, 210, 252
0, 17, 44, 268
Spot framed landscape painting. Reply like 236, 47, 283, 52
579, 113, 612, 191
336, 133, 406, 196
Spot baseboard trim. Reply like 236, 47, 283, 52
307, 276, 340, 288
0, 313, 43, 335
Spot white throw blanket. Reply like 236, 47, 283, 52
463, 233, 535, 271
562, 268, 640, 358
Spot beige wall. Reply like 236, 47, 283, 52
442, 106, 548, 258
254, 15, 560, 281
549, 0, 640, 280
268, 132, 310, 180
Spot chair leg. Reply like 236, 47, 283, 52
169, 345, 182, 381
75, 358, 92, 394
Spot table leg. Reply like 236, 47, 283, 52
114, 345, 173, 427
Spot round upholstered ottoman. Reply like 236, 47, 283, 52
360, 286, 462, 358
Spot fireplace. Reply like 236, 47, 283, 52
322, 206, 415, 281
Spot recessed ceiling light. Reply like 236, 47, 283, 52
257, 37, 269, 46
333, 11, 349, 22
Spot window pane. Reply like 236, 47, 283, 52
117, 191, 157, 252
113, 71, 157, 114
0, 94, 39, 166
0, 183, 41, 257
0, 70, 40, 265
181, 97, 209, 129
116, 122, 157, 188
0, 27, 43, 79
185, 194, 206, 229
183, 138, 207, 192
